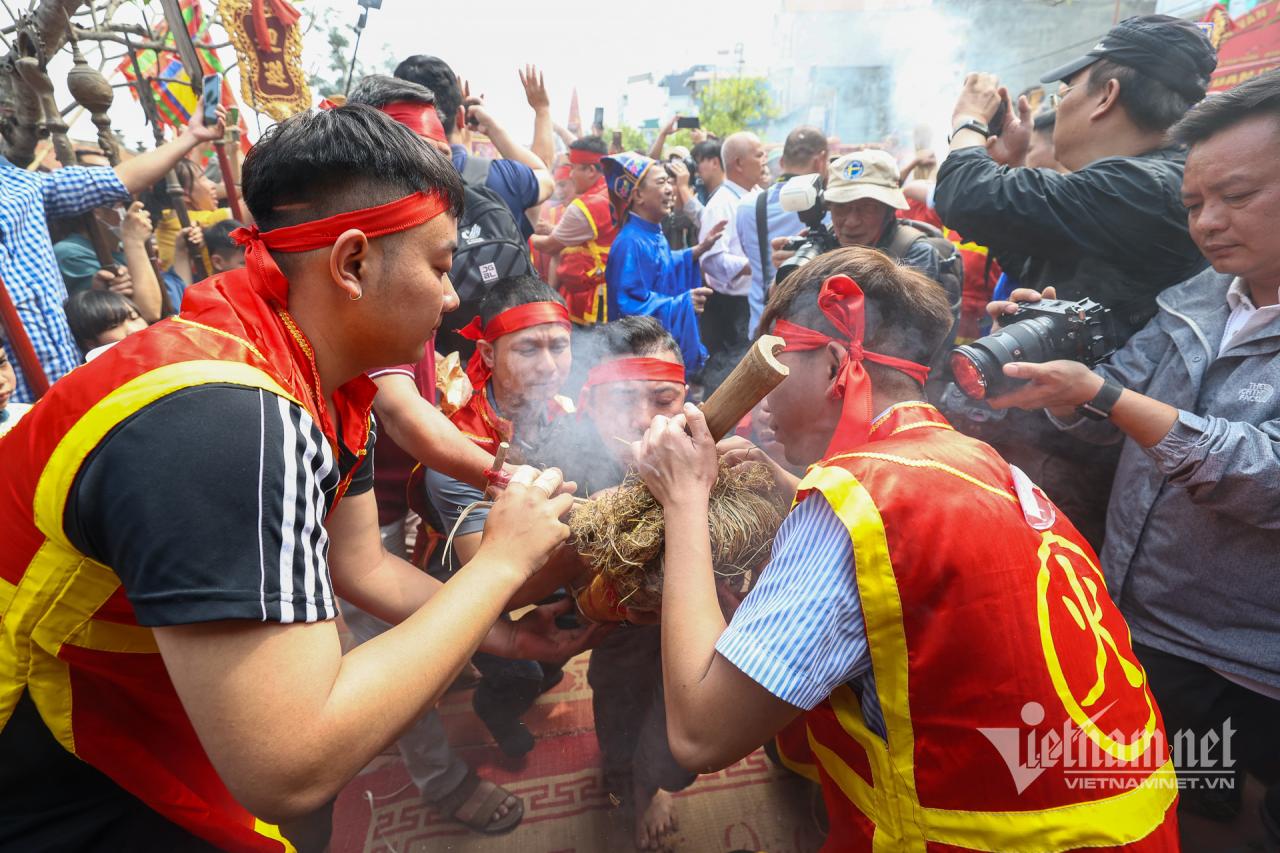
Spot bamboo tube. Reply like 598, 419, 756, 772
699, 334, 789, 440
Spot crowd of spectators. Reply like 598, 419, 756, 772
1, 10, 1278, 850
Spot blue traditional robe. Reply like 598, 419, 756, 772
605, 216, 708, 373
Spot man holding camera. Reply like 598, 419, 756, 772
988, 69, 1280, 838
933, 14, 1215, 546
773, 150, 956, 301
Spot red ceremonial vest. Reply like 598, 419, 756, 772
447, 383, 573, 454
788, 403, 1178, 852
0, 270, 376, 852
555, 176, 618, 325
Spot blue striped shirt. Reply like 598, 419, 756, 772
716, 493, 886, 737
0, 156, 130, 401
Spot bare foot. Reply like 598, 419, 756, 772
634, 786, 677, 851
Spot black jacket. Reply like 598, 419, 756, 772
934, 146, 1208, 339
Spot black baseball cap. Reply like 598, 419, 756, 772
1040, 15, 1217, 102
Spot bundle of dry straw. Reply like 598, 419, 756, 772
569, 460, 787, 612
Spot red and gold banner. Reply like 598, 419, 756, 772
1208, 0, 1280, 91
221, 0, 311, 121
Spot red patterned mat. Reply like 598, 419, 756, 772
331, 653, 826, 853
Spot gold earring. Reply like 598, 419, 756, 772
349, 290, 362, 301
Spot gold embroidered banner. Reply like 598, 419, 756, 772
222, 0, 311, 121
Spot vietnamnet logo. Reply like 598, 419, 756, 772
978, 700, 1237, 794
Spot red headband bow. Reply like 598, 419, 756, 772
775, 275, 930, 456
230, 191, 452, 306
457, 301, 572, 389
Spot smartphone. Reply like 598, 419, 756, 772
593, 107, 605, 128
988, 98, 1008, 138
611, 130, 623, 150
676, 115, 701, 130
201, 73, 222, 127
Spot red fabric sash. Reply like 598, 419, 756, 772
774, 275, 930, 455
569, 148, 605, 166
457, 301, 572, 387
582, 357, 685, 388
251, 0, 301, 48
379, 101, 447, 143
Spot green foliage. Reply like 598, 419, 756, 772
603, 124, 651, 153
695, 77, 777, 139
303, 6, 396, 98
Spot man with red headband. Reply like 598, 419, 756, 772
412, 276, 578, 763
632, 247, 1179, 851
528, 315, 694, 851
530, 136, 618, 324
0, 106, 591, 851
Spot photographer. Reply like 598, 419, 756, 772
933, 15, 1215, 545
772, 150, 960, 302
988, 69, 1280, 836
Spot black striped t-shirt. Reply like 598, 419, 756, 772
64, 384, 374, 627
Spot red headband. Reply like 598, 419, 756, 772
583, 357, 686, 388
554, 164, 572, 181
458, 301, 572, 388
379, 101, 448, 143
232, 191, 450, 253
774, 275, 930, 456
230, 192, 452, 307
569, 148, 605, 166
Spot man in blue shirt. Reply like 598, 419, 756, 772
394, 55, 553, 239
0, 105, 226, 401
602, 153, 723, 375
735, 126, 828, 336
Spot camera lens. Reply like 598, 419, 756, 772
949, 316, 1065, 400
949, 347, 997, 400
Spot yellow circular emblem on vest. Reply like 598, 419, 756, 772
1035, 531, 1158, 762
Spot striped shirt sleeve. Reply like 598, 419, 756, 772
715, 494, 871, 711
66, 385, 353, 627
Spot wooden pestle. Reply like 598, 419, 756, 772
698, 334, 790, 440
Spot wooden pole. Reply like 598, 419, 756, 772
214, 140, 243, 222
0, 270, 51, 398
698, 334, 789, 440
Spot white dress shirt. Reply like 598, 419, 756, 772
698, 179, 755, 296
1220, 277, 1280, 357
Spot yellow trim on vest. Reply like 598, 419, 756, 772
34, 361, 296, 546
799, 464, 1176, 852
173, 316, 268, 362
3, 361, 297, 748
887, 419, 953, 438
822, 452, 1018, 505
869, 401, 935, 432
771, 727, 823, 784
253, 818, 299, 853
571, 197, 599, 240
919, 761, 1178, 852
801, 464, 925, 848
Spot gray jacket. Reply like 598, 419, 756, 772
1055, 267, 1280, 689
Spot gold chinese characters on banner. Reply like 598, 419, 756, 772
221, 0, 311, 121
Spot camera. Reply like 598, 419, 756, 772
774, 173, 838, 285
950, 297, 1118, 400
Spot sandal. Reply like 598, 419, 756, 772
433, 770, 524, 835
